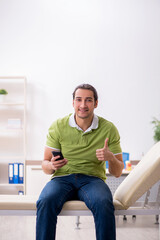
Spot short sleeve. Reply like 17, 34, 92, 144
108, 124, 122, 154
46, 121, 61, 150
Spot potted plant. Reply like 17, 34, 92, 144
151, 117, 160, 142
0, 89, 8, 102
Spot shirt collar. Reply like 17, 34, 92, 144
69, 113, 99, 133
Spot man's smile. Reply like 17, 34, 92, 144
78, 108, 89, 113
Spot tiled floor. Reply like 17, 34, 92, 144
0, 215, 159, 240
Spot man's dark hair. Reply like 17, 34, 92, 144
72, 84, 98, 102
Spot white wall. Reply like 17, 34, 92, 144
0, 0, 160, 160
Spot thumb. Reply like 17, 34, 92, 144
104, 138, 109, 149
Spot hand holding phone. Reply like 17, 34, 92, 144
52, 151, 64, 161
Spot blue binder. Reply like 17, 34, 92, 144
8, 163, 14, 184
122, 152, 130, 169
18, 163, 24, 184
13, 163, 19, 184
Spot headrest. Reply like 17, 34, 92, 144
113, 141, 160, 210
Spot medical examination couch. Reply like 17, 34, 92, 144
0, 142, 160, 229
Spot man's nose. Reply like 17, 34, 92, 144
80, 100, 87, 107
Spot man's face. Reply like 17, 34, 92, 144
73, 88, 98, 120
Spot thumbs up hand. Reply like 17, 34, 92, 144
104, 138, 109, 149
96, 138, 112, 161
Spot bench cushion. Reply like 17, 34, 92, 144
0, 195, 37, 210
0, 195, 89, 211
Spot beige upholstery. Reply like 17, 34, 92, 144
113, 141, 160, 210
63, 200, 88, 211
0, 195, 89, 212
0, 195, 37, 210
0, 142, 160, 214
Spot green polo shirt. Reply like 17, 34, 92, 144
46, 114, 122, 181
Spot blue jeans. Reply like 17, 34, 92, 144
36, 174, 115, 240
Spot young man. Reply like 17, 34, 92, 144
36, 84, 124, 240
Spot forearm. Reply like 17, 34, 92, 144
108, 153, 124, 177
42, 160, 55, 175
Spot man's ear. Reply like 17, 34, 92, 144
94, 100, 98, 108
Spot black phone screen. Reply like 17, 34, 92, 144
52, 151, 64, 161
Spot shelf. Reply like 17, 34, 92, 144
0, 184, 24, 187
0, 127, 24, 131
106, 169, 131, 175
0, 156, 25, 161
0, 102, 25, 106
0, 76, 26, 79
0, 76, 26, 195
0, 128, 24, 133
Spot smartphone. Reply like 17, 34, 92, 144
52, 151, 64, 161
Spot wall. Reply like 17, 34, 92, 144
0, 0, 160, 160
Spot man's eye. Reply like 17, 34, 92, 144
86, 99, 93, 102
76, 99, 81, 102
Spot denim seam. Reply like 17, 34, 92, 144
57, 189, 75, 213
79, 188, 95, 213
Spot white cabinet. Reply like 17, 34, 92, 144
0, 76, 26, 195
26, 165, 51, 195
